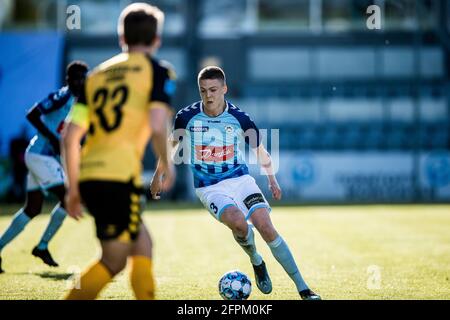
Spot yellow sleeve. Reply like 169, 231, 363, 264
67, 102, 89, 129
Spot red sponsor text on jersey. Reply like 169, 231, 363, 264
195, 145, 234, 162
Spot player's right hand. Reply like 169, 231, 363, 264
65, 189, 83, 220
150, 163, 175, 199
150, 174, 162, 200
269, 178, 282, 201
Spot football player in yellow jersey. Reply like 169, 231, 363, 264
62, 3, 175, 300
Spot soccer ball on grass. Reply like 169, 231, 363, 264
218, 270, 252, 300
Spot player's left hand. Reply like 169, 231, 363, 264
269, 179, 282, 200
65, 189, 83, 220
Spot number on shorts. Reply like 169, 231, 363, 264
210, 203, 218, 215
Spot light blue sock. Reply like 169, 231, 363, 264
268, 235, 309, 292
234, 225, 263, 266
0, 209, 31, 253
37, 205, 67, 250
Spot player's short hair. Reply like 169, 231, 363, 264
117, 3, 164, 46
66, 60, 88, 80
198, 66, 226, 85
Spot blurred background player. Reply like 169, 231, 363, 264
63, 2, 175, 300
151, 66, 321, 300
0, 61, 88, 273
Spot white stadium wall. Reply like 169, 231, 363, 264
247, 151, 450, 203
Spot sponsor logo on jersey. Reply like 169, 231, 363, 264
195, 145, 234, 162
189, 126, 209, 132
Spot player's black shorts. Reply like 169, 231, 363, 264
79, 180, 143, 242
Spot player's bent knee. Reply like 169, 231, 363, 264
221, 207, 247, 235
234, 223, 248, 238
100, 248, 129, 276
101, 258, 127, 276
24, 191, 44, 218
251, 209, 278, 242
23, 208, 41, 219
260, 226, 278, 243
221, 207, 242, 223
259, 223, 278, 242
48, 185, 66, 204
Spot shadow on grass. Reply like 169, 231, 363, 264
2, 271, 73, 281
35, 272, 73, 281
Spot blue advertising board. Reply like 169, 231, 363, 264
0, 32, 64, 156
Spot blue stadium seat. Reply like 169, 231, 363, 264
364, 124, 385, 150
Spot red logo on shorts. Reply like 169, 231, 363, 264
195, 145, 234, 162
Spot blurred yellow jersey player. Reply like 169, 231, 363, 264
63, 3, 176, 300
74, 52, 176, 185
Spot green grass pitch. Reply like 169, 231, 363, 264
0, 204, 449, 300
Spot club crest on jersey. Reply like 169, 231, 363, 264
195, 145, 234, 162
189, 126, 209, 132
225, 125, 234, 134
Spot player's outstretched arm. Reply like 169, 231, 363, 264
26, 105, 61, 154
253, 144, 282, 201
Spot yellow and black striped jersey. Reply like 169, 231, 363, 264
68, 52, 176, 185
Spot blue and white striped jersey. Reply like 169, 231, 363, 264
173, 101, 261, 188
26, 86, 75, 157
